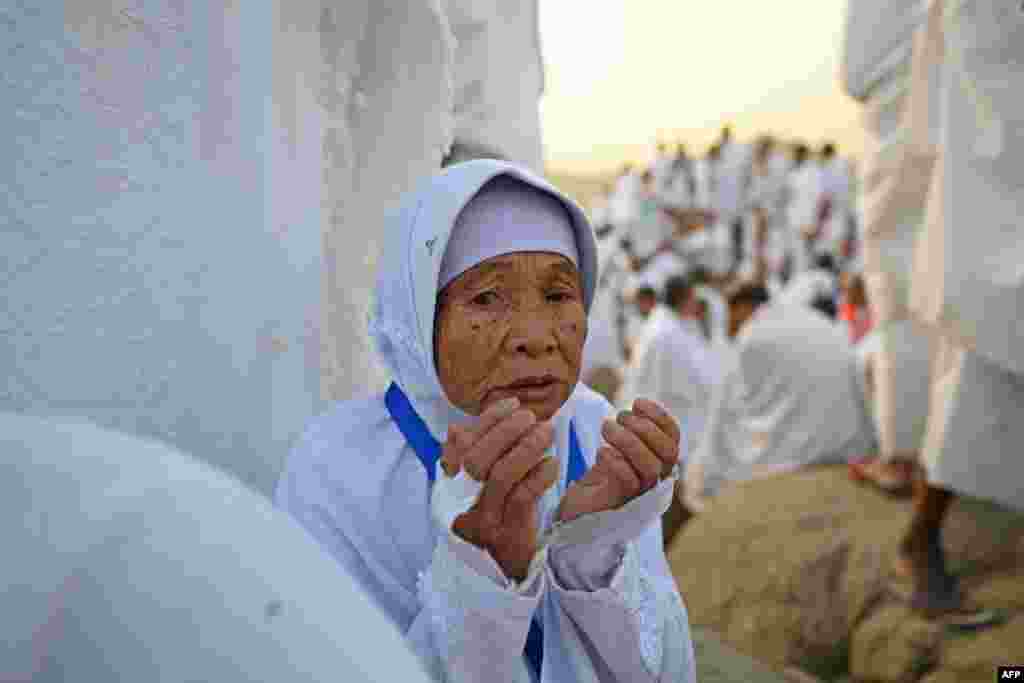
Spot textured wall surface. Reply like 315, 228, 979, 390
1, 0, 544, 495
2, 1, 322, 495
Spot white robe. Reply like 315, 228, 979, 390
907, 1, 1024, 511
610, 172, 643, 227
581, 304, 622, 377
277, 160, 696, 682
695, 286, 729, 349
686, 303, 876, 505
778, 268, 838, 308
618, 315, 720, 463
842, 0, 937, 463
627, 194, 676, 262
637, 251, 689, 295
784, 162, 825, 274
713, 144, 751, 224
1, 413, 432, 682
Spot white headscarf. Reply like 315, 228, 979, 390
439, 175, 579, 290
368, 160, 599, 522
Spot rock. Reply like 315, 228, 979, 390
849, 605, 941, 682
667, 465, 1024, 682
668, 466, 906, 673
692, 628, 790, 683
783, 667, 826, 683
920, 613, 1024, 683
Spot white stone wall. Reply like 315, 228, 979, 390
1, 0, 543, 495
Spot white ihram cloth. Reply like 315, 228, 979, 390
779, 268, 838, 308
581, 300, 622, 377
0, 414, 431, 683
785, 162, 825, 274
277, 160, 695, 683
619, 315, 720, 465
907, 1, 1024, 511
685, 302, 876, 507
842, 0, 937, 463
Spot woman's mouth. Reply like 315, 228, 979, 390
494, 376, 560, 402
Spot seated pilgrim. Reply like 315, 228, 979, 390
683, 283, 876, 512
277, 160, 695, 683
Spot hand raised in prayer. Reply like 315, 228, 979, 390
440, 397, 561, 582
556, 398, 680, 523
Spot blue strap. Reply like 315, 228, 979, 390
385, 382, 588, 678
385, 382, 443, 483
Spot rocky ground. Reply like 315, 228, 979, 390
668, 465, 1024, 683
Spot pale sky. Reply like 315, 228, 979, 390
538, 0, 866, 175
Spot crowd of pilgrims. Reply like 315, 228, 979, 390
577, 126, 880, 541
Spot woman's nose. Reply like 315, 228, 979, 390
505, 313, 558, 357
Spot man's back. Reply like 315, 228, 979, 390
691, 302, 875, 498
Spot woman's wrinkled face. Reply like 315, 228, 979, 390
434, 252, 587, 421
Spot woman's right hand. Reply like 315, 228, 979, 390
441, 398, 560, 582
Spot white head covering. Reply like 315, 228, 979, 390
368, 160, 598, 528
439, 175, 579, 290
369, 160, 597, 441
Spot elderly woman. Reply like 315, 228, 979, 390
276, 160, 694, 682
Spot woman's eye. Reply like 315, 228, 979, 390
547, 291, 573, 303
471, 291, 500, 306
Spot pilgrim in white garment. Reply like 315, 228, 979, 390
618, 276, 720, 465
818, 147, 855, 257
784, 147, 826, 275
277, 160, 696, 683
638, 249, 690, 296
684, 285, 876, 511
740, 140, 789, 281
581, 251, 626, 402
868, 0, 1024, 619
695, 285, 730, 350
840, 0, 936, 478
650, 143, 677, 198
623, 284, 661, 363
610, 168, 643, 229
908, 0, 1024, 513
625, 172, 678, 264
778, 253, 839, 310
661, 148, 697, 211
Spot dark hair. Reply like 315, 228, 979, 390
814, 252, 837, 274
793, 144, 810, 166
727, 282, 771, 309
811, 294, 837, 320
664, 274, 696, 310
635, 286, 657, 301
441, 144, 506, 167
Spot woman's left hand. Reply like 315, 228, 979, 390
556, 398, 680, 523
